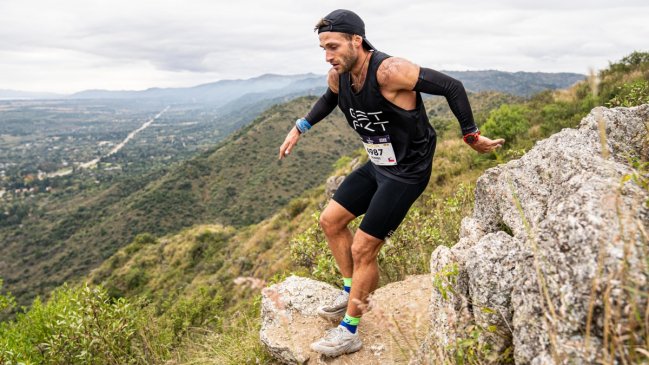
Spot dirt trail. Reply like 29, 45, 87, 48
264, 274, 432, 364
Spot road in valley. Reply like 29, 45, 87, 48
47, 106, 170, 177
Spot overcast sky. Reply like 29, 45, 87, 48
0, 0, 646, 94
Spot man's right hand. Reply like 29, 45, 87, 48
469, 135, 505, 154
278, 126, 301, 159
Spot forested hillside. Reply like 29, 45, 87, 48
1, 51, 646, 364
0, 88, 519, 309
0, 96, 358, 308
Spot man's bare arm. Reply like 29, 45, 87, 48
376, 57, 420, 92
327, 68, 340, 93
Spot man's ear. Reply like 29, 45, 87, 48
353, 35, 362, 48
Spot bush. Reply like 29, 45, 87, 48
159, 286, 224, 343
481, 104, 531, 144
133, 232, 157, 245
381, 184, 475, 282
539, 102, 578, 135
0, 279, 15, 317
606, 80, 649, 107
0, 284, 170, 364
286, 198, 309, 219
289, 212, 342, 286
333, 155, 352, 170
602, 51, 649, 77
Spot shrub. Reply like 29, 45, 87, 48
0, 279, 15, 316
0, 284, 170, 364
133, 232, 157, 245
286, 198, 309, 219
333, 155, 352, 170
601, 51, 649, 77
125, 268, 149, 291
381, 184, 475, 282
481, 104, 531, 144
289, 212, 343, 286
606, 80, 649, 107
539, 102, 578, 136
159, 286, 224, 343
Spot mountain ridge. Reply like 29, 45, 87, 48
1, 70, 584, 101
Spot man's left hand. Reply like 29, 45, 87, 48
470, 136, 505, 153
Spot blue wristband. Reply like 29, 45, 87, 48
295, 118, 312, 134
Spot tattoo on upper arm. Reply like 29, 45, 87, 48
378, 58, 400, 86
378, 58, 418, 90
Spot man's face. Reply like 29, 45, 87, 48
319, 32, 357, 73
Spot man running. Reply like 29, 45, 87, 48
278, 9, 504, 357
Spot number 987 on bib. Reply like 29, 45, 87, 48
361, 135, 397, 166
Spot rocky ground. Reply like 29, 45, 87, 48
260, 275, 432, 364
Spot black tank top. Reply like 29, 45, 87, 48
338, 50, 436, 184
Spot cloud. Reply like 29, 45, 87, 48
0, 0, 646, 93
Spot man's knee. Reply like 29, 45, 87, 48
319, 210, 345, 235
319, 201, 354, 236
351, 231, 383, 265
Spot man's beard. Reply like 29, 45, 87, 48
338, 47, 357, 73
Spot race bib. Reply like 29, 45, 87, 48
362, 135, 397, 166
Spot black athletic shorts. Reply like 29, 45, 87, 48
332, 161, 430, 240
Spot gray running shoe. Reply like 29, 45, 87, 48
317, 290, 349, 320
310, 325, 362, 357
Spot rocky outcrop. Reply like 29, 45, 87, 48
421, 105, 648, 364
260, 275, 432, 364
324, 157, 363, 199
324, 175, 346, 200
262, 105, 648, 364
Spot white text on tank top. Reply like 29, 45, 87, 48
349, 107, 397, 166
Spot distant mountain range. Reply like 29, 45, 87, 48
0, 70, 585, 102
443, 70, 586, 97
0, 89, 65, 100
69, 73, 325, 107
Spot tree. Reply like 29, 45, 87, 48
481, 104, 530, 144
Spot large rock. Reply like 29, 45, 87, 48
261, 275, 432, 364
324, 157, 363, 200
424, 105, 649, 363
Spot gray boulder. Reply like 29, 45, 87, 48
424, 105, 648, 364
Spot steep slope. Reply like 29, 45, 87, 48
0, 88, 517, 309
0, 180, 334, 364
0, 96, 358, 308
125, 96, 359, 227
